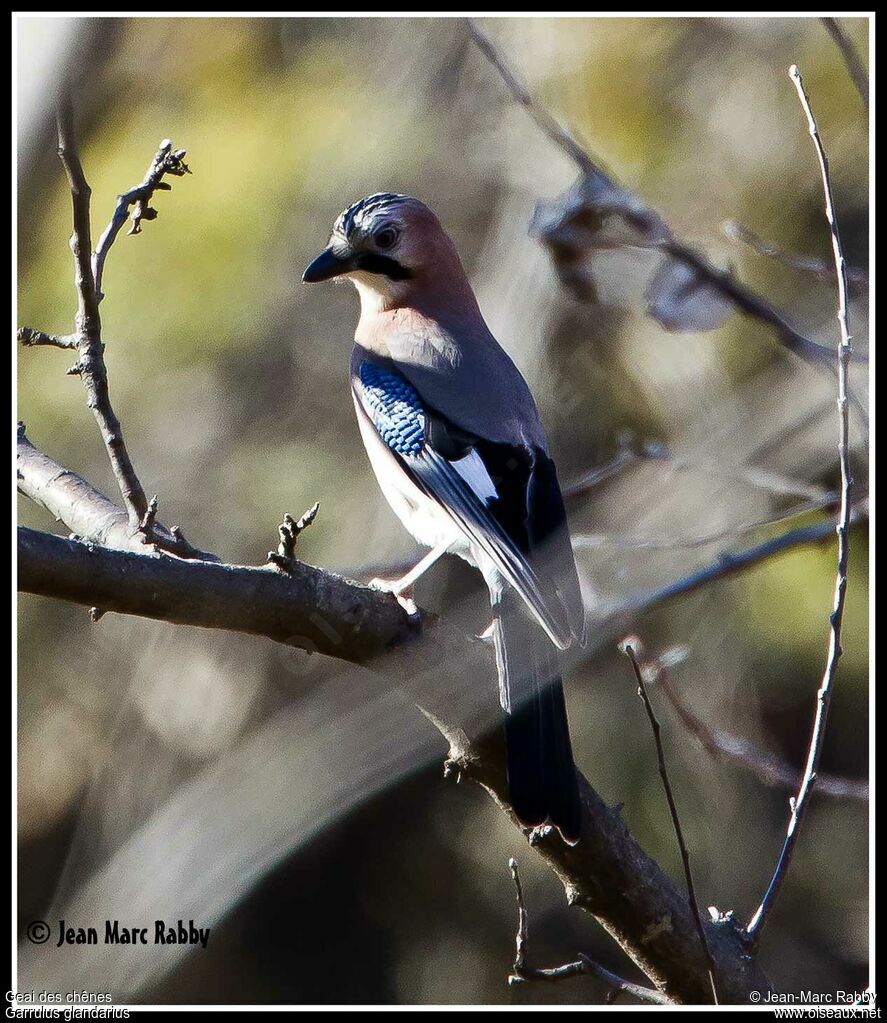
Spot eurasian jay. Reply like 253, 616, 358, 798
303, 193, 584, 843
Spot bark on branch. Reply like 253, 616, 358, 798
17, 424, 216, 561
18, 526, 419, 663
17, 520, 770, 1003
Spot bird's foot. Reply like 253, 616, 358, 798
369, 577, 419, 617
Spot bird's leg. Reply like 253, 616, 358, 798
369, 541, 451, 615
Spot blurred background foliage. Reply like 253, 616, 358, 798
17, 16, 868, 1005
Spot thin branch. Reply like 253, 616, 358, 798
466, 20, 594, 174
506, 859, 671, 1004
564, 435, 832, 506
746, 64, 855, 950
92, 138, 191, 301
562, 445, 639, 500
622, 644, 719, 1004
606, 497, 865, 622
55, 93, 98, 342
655, 670, 868, 802
54, 94, 148, 525
820, 17, 869, 111
656, 237, 835, 367
573, 490, 850, 553
723, 220, 867, 293
465, 19, 838, 369
17, 327, 78, 350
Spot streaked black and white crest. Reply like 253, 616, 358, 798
333, 192, 407, 240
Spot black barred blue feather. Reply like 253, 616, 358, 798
358, 363, 426, 457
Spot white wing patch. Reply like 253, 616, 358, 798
451, 451, 498, 505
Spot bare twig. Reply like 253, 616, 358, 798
656, 670, 868, 802
573, 489, 851, 553
563, 433, 834, 505
562, 444, 639, 500
507, 859, 671, 1004
138, 494, 159, 539
466, 19, 837, 368
820, 17, 869, 111
55, 95, 148, 526
541, 434, 832, 508
656, 237, 835, 366
466, 20, 594, 174
267, 503, 320, 570
17, 327, 78, 350
92, 138, 191, 301
723, 220, 867, 293
746, 65, 855, 950
622, 644, 720, 1003
606, 497, 865, 623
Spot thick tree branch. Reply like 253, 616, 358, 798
450, 723, 769, 1003
18, 519, 771, 1003
18, 526, 421, 662
746, 64, 855, 950
17, 425, 216, 561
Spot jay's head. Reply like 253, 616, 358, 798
302, 193, 469, 312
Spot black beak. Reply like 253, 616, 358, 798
302, 246, 355, 283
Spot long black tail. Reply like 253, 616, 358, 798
492, 587, 581, 843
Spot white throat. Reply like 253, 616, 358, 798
349, 271, 406, 314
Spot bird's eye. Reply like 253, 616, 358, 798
373, 226, 398, 250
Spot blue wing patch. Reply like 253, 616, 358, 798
358, 362, 426, 456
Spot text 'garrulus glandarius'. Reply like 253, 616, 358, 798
303, 193, 585, 843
